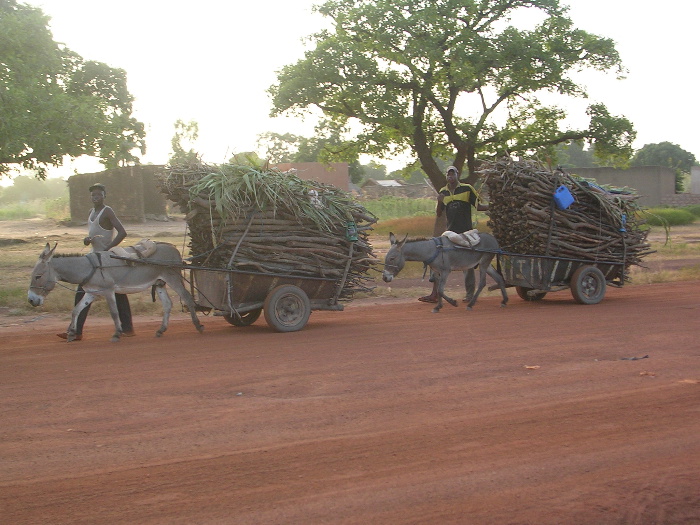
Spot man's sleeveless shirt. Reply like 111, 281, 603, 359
87, 207, 114, 252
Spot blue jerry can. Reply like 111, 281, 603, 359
553, 185, 574, 210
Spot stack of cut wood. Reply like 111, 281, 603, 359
480, 157, 653, 269
158, 160, 378, 301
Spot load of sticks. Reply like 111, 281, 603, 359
480, 157, 653, 269
158, 160, 378, 301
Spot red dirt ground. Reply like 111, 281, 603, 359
1, 280, 699, 524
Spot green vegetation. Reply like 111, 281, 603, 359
0, 197, 69, 221
682, 204, 700, 218
1, 0, 145, 179
643, 208, 697, 227
270, 0, 634, 190
631, 142, 696, 192
361, 196, 435, 221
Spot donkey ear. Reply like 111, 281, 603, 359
41, 242, 57, 261
398, 233, 408, 248
389, 232, 396, 245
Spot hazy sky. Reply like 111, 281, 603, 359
28, 0, 700, 179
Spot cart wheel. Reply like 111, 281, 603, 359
224, 308, 262, 327
263, 285, 311, 332
515, 286, 547, 302
570, 266, 606, 305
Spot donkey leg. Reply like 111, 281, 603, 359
433, 272, 457, 313
431, 272, 444, 313
154, 285, 172, 337
104, 292, 123, 342
486, 266, 509, 307
67, 293, 95, 342
439, 276, 458, 308
463, 269, 476, 303
466, 261, 490, 310
164, 272, 204, 333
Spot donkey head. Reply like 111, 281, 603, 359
28, 243, 58, 307
382, 232, 408, 282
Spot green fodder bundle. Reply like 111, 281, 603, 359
480, 157, 653, 270
159, 160, 379, 301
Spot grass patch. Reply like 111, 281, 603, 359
372, 216, 435, 238
361, 196, 435, 221
629, 264, 700, 285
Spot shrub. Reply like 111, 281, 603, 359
44, 196, 70, 221
681, 204, 700, 218
0, 202, 37, 220
643, 208, 696, 226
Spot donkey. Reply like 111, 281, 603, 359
28, 242, 204, 342
382, 232, 508, 313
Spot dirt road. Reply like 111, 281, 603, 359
1, 280, 699, 524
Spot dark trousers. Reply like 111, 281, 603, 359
73, 287, 133, 334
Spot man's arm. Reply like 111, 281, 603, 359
101, 207, 127, 249
436, 190, 446, 217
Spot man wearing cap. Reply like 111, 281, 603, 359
419, 165, 489, 303
57, 183, 134, 340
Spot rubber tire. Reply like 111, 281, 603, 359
263, 285, 311, 332
515, 286, 547, 302
223, 308, 262, 327
570, 266, 606, 305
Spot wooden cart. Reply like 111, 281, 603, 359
186, 266, 345, 332
495, 252, 626, 304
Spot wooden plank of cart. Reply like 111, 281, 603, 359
185, 263, 348, 333
494, 251, 626, 304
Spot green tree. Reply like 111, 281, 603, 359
257, 122, 367, 183
554, 141, 595, 169
631, 142, 696, 192
168, 119, 200, 164
269, 0, 635, 189
0, 0, 146, 179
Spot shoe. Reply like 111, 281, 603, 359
121, 330, 136, 337
418, 295, 438, 303
57, 332, 82, 341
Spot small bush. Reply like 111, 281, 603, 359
682, 204, 700, 218
0, 202, 37, 220
643, 208, 696, 226
44, 196, 70, 221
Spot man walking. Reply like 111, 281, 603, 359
57, 183, 134, 340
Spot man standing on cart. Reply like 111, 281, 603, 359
419, 165, 489, 303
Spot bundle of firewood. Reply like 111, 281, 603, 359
158, 160, 378, 300
480, 157, 653, 268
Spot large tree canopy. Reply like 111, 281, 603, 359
0, 0, 146, 179
269, 0, 635, 189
